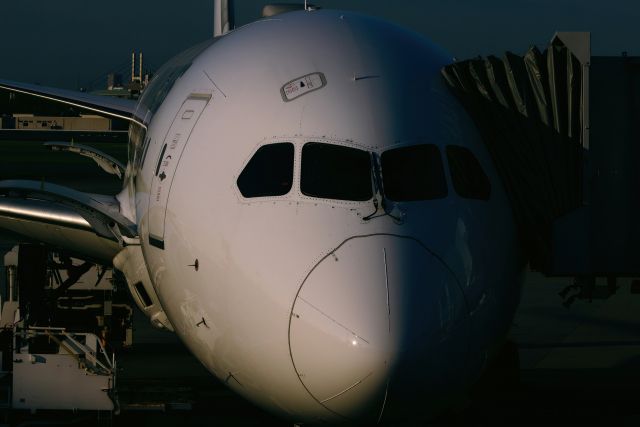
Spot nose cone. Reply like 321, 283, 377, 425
288, 235, 469, 422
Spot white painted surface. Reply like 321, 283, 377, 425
13, 353, 113, 411
122, 9, 522, 422
0, 8, 524, 423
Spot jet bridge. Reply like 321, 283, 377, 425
442, 32, 640, 277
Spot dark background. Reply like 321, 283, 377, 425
0, 1, 638, 90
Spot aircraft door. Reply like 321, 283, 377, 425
148, 93, 211, 249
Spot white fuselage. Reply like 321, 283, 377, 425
122, 10, 522, 423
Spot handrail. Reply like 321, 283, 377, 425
20, 327, 113, 374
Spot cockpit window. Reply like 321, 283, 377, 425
381, 144, 448, 201
301, 142, 372, 201
237, 143, 294, 198
446, 145, 491, 200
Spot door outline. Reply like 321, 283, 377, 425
148, 92, 212, 249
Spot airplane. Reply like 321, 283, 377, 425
0, 1, 524, 423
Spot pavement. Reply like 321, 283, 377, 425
108, 273, 640, 426
438, 273, 640, 426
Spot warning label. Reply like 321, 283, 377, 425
281, 72, 326, 102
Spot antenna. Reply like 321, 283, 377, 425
304, 0, 308, 11
214, 0, 234, 37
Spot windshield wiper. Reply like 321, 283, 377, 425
362, 153, 404, 224
362, 153, 382, 221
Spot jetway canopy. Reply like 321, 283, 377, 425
442, 33, 640, 276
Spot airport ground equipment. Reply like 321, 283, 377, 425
11, 327, 115, 411
0, 244, 133, 415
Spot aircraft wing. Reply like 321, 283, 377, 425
44, 142, 126, 179
0, 180, 137, 264
0, 77, 143, 263
0, 78, 145, 126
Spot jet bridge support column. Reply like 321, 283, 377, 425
0, 244, 10, 303
17, 244, 47, 326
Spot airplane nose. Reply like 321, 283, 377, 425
288, 235, 469, 421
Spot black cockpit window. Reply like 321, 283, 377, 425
446, 146, 491, 200
301, 142, 372, 201
381, 144, 447, 201
237, 143, 294, 198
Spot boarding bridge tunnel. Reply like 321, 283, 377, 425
442, 32, 640, 279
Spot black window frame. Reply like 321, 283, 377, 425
236, 142, 295, 198
380, 144, 448, 202
445, 145, 491, 201
300, 142, 373, 202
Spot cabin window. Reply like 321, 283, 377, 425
301, 142, 372, 201
381, 144, 447, 201
237, 143, 294, 198
446, 146, 491, 200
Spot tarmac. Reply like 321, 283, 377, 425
443, 274, 640, 426
109, 273, 640, 426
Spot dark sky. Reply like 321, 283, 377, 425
1, 0, 638, 89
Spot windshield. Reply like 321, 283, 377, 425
239, 141, 453, 204
446, 145, 491, 200
301, 142, 372, 201
381, 145, 447, 201
237, 143, 294, 198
